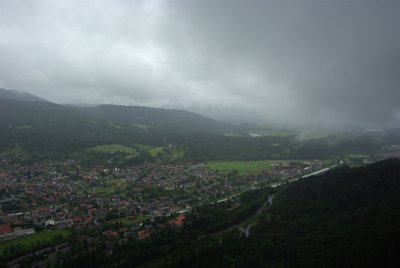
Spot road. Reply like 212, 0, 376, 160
270, 161, 343, 188
237, 194, 275, 237
211, 162, 344, 237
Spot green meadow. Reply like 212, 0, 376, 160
105, 215, 150, 226
345, 153, 369, 159
87, 144, 136, 154
207, 159, 333, 176
95, 179, 127, 196
247, 128, 294, 137
0, 230, 70, 256
206, 160, 293, 176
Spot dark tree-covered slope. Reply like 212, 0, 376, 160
77, 105, 237, 135
0, 97, 159, 155
161, 159, 400, 267
0, 88, 47, 102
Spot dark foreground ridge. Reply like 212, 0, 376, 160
158, 159, 400, 267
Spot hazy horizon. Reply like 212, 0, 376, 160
1, 0, 399, 129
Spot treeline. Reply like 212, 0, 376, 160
171, 134, 381, 161
188, 189, 272, 233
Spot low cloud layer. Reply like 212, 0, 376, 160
1, 0, 399, 128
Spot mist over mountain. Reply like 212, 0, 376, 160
0, 88, 47, 102
1, 2, 400, 267
77, 104, 236, 135
1, 1, 399, 129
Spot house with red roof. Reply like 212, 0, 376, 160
169, 215, 186, 227
137, 229, 151, 240
0, 224, 14, 239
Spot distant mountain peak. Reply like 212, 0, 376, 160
0, 88, 47, 102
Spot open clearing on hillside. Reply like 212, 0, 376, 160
133, 144, 164, 156
247, 128, 294, 137
345, 153, 369, 159
148, 147, 164, 156
87, 144, 136, 154
0, 230, 70, 256
134, 144, 186, 159
87, 143, 185, 160
131, 124, 150, 130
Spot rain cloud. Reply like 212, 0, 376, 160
1, 0, 400, 128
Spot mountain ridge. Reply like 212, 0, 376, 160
0, 88, 47, 102
0, 88, 234, 135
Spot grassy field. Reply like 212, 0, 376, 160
134, 144, 186, 160
247, 128, 294, 137
16, 125, 32, 129
148, 147, 164, 157
87, 144, 136, 154
133, 144, 154, 150
207, 160, 294, 176
345, 153, 369, 159
207, 159, 333, 176
95, 179, 127, 196
131, 124, 150, 130
0, 230, 70, 256
170, 147, 186, 160
133, 144, 164, 157
107, 121, 122, 129
105, 215, 150, 226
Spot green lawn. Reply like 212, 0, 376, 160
247, 128, 294, 137
107, 121, 122, 129
148, 147, 164, 157
131, 124, 150, 130
134, 144, 186, 160
206, 160, 291, 176
95, 179, 127, 196
133, 144, 154, 150
87, 144, 136, 154
345, 153, 369, 159
95, 187, 114, 195
206, 159, 331, 176
170, 147, 186, 159
0, 230, 70, 256
133, 144, 164, 157
16, 125, 32, 129
105, 215, 150, 226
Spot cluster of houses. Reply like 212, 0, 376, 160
0, 156, 340, 268
0, 159, 220, 235
135, 163, 218, 190
249, 161, 325, 187
0, 158, 330, 232
3, 214, 188, 268
372, 145, 400, 162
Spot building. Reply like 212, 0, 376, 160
0, 224, 14, 239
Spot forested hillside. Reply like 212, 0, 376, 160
78, 105, 237, 135
159, 159, 400, 267
0, 92, 394, 162
0, 97, 160, 158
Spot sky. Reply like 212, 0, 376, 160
0, 0, 400, 129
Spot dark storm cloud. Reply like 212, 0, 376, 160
0, 0, 399, 128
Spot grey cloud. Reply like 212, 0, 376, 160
0, 0, 399, 129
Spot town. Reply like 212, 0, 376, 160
0, 155, 333, 267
